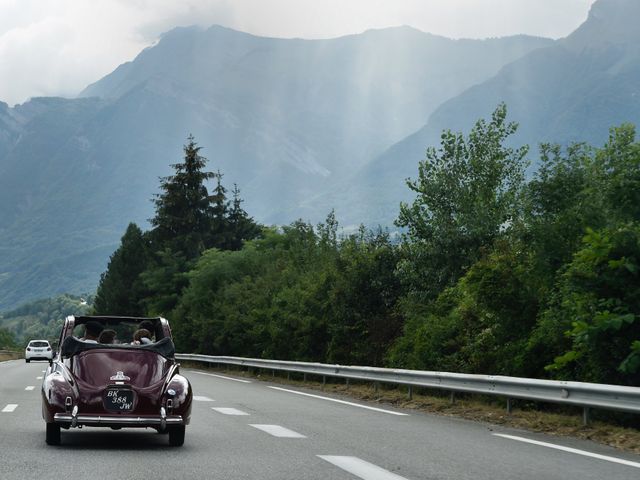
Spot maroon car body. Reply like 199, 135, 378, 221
42, 315, 192, 446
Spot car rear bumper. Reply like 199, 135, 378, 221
53, 413, 184, 428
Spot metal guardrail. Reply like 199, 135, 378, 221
176, 354, 640, 420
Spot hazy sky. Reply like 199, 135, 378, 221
0, 0, 596, 106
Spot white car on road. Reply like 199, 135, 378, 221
25, 340, 53, 362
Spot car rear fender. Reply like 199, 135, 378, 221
42, 363, 78, 422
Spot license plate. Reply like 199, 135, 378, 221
103, 389, 135, 412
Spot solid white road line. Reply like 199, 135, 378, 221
25, 386, 35, 391
2, 404, 18, 413
190, 371, 252, 383
493, 433, 640, 469
268, 386, 409, 416
318, 456, 410, 480
249, 424, 306, 438
212, 407, 249, 416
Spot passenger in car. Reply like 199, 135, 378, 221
138, 320, 156, 341
132, 328, 152, 345
80, 321, 103, 343
98, 329, 117, 344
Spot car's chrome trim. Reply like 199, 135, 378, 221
160, 406, 166, 431
54, 413, 184, 427
71, 405, 78, 427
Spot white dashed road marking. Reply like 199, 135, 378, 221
193, 395, 214, 402
212, 407, 249, 416
191, 371, 251, 383
318, 456, 410, 480
2, 404, 18, 413
493, 434, 640, 469
36, 376, 43, 380
25, 386, 35, 391
268, 386, 409, 416
249, 424, 306, 438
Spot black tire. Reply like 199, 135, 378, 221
168, 425, 185, 446
25, 359, 30, 363
46, 422, 60, 446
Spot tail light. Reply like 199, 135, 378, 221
26, 347, 31, 351
47, 347, 51, 351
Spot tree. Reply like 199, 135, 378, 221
227, 184, 262, 250
0, 328, 17, 349
545, 225, 640, 385
396, 104, 528, 300
94, 223, 150, 316
150, 135, 216, 259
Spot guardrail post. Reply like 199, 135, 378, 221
345, 378, 350, 389
374, 381, 380, 396
506, 398, 513, 414
322, 375, 326, 389
272, 369, 275, 377
583, 407, 590, 426
287, 371, 291, 381
408, 385, 413, 400
450, 391, 455, 405
303, 373, 307, 382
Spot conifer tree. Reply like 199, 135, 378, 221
94, 223, 150, 315
150, 135, 216, 259
227, 184, 261, 250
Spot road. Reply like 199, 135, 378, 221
1, 359, 638, 479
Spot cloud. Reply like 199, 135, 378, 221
0, 0, 596, 106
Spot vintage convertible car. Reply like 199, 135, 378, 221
41, 315, 192, 446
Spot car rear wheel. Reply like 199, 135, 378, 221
46, 422, 60, 445
168, 426, 185, 446
25, 359, 30, 363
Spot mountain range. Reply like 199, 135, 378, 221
0, 0, 638, 310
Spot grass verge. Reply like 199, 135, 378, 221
0, 352, 21, 362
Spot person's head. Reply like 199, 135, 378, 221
138, 320, 155, 337
98, 329, 117, 344
84, 321, 103, 340
133, 328, 151, 343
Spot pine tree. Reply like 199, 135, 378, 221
94, 223, 150, 315
227, 183, 261, 250
150, 135, 216, 259
209, 170, 230, 249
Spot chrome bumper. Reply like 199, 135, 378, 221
54, 413, 183, 427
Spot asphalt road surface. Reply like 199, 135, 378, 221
1, 359, 639, 479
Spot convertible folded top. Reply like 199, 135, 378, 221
61, 335, 176, 359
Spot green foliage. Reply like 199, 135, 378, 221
151, 135, 217, 259
0, 294, 92, 346
388, 241, 540, 375
171, 216, 402, 366
96, 135, 261, 316
390, 113, 640, 385
396, 103, 528, 301
93, 223, 150, 316
84, 110, 640, 387
544, 224, 640, 384
0, 328, 17, 349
